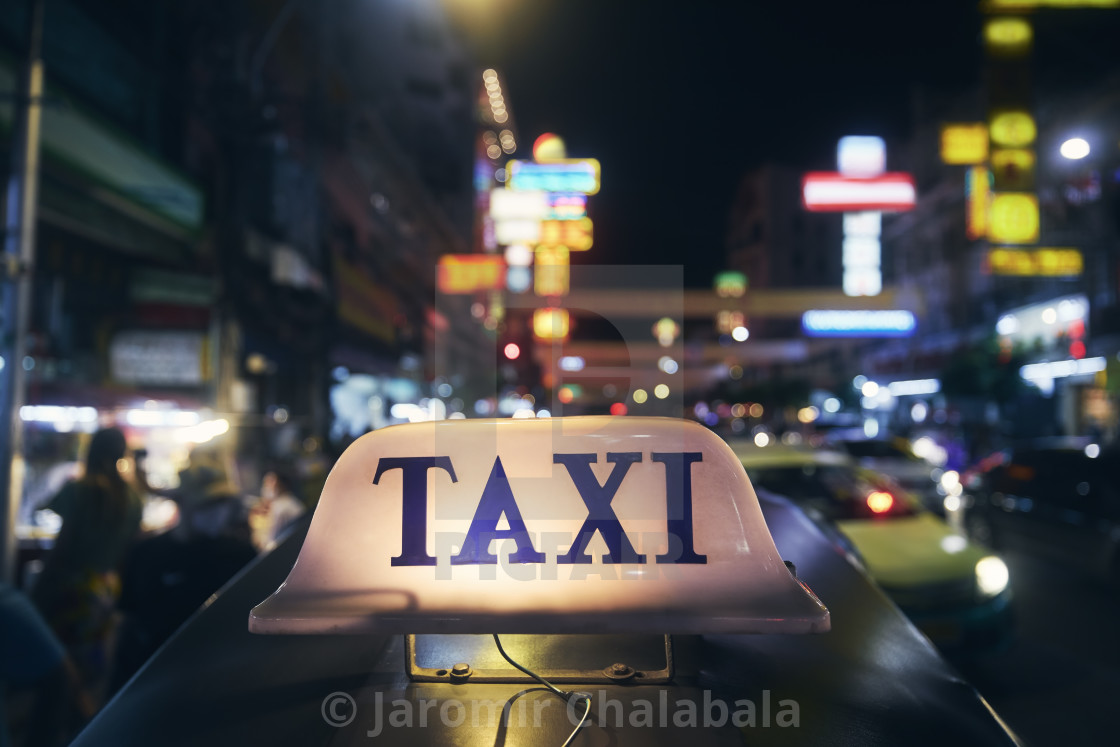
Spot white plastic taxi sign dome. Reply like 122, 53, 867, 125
249, 417, 829, 635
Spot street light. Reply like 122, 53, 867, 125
1059, 137, 1091, 160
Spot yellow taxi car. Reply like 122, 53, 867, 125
731, 441, 1013, 653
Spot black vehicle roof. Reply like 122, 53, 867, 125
75, 496, 1019, 746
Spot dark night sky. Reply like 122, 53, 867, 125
470, 0, 982, 285
460, 0, 1120, 286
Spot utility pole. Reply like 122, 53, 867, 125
0, 0, 45, 586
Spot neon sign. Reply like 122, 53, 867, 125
802, 173, 916, 212
437, 255, 506, 294
547, 193, 587, 220
989, 193, 1039, 244
507, 159, 601, 195
533, 307, 570, 340
802, 309, 917, 337
966, 167, 991, 239
986, 247, 1083, 276
940, 124, 989, 165
538, 218, 593, 251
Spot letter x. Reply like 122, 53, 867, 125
554, 452, 644, 563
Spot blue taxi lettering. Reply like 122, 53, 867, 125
452, 457, 547, 564
374, 451, 706, 566
554, 452, 646, 564
653, 452, 707, 564
373, 456, 457, 567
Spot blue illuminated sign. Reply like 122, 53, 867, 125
802, 309, 916, 337
508, 159, 600, 195
506, 266, 532, 293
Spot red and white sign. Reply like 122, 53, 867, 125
802, 173, 916, 212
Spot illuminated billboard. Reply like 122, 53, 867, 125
940, 124, 988, 165
802, 173, 916, 212
989, 193, 1040, 244
507, 159, 601, 195
489, 190, 549, 221
982, 0, 1118, 8
437, 255, 506, 294
837, 136, 886, 177
986, 247, 1083, 276
989, 110, 1036, 148
966, 167, 991, 239
534, 246, 570, 296
983, 17, 1032, 56
538, 218, 593, 251
547, 193, 587, 220
714, 271, 747, 298
494, 218, 541, 245
990, 148, 1036, 191
802, 309, 916, 337
533, 307, 570, 340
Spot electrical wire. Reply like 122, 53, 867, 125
492, 634, 592, 747
561, 696, 592, 747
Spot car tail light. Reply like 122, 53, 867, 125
866, 490, 895, 514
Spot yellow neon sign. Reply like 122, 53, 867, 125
532, 307, 570, 340
983, 0, 1119, 9
989, 193, 1039, 244
990, 148, 1036, 191
989, 110, 1036, 148
534, 246, 570, 297
941, 124, 988, 165
987, 248, 1083, 276
983, 18, 1032, 56
538, 218, 594, 251
966, 167, 991, 240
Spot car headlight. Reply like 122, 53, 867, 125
939, 470, 960, 492
975, 555, 1009, 597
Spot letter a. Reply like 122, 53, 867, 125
452, 457, 545, 564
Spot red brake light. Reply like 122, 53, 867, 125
866, 490, 894, 514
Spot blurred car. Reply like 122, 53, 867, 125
731, 442, 1013, 653
824, 434, 950, 516
961, 437, 1120, 585
73, 418, 1020, 746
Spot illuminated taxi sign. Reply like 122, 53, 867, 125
507, 159, 601, 195
249, 417, 830, 635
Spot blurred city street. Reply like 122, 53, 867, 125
954, 545, 1120, 746
0, 0, 1119, 745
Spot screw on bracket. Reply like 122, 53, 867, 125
603, 662, 635, 681
449, 662, 472, 683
